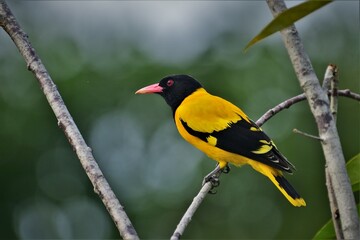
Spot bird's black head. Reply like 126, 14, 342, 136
136, 74, 202, 112
158, 75, 202, 110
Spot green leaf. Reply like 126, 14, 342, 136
346, 153, 360, 192
313, 203, 360, 239
313, 218, 335, 240
244, 0, 333, 52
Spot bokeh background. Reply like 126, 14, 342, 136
0, 1, 359, 239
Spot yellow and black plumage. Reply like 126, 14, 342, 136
136, 74, 306, 207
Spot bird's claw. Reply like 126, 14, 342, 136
222, 165, 231, 174
209, 188, 218, 194
202, 174, 220, 194
202, 163, 231, 194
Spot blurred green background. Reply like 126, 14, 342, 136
0, 1, 359, 239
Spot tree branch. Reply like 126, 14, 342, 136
292, 128, 323, 141
0, 1, 139, 239
329, 66, 339, 122
256, 89, 359, 128
266, 1, 359, 239
322, 64, 337, 90
323, 64, 344, 239
256, 93, 306, 127
171, 182, 213, 240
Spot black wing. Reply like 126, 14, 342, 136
181, 118, 295, 173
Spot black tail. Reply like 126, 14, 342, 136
273, 175, 306, 207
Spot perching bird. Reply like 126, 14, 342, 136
136, 75, 306, 207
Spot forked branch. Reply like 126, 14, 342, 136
266, 0, 359, 239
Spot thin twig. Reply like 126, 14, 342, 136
256, 89, 359, 127
324, 64, 342, 239
325, 169, 344, 239
171, 182, 213, 240
266, 1, 359, 239
322, 64, 337, 90
0, 2, 139, 239
330, 66, 339, 122
293, 128, 323, 141
256, 93, 306, 127
340, 89, 360, 101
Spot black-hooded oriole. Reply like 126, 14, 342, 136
136, 74, 306, 207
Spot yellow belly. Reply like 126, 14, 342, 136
175, 116, 252, 169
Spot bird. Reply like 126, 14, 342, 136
135, 74, 306, 207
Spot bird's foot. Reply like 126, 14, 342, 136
202, 173, 220, 186
222, 164, 231, 174
202, 164, 223, 194
203, 175, 220, 194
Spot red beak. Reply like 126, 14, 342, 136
135, 83, 163, 94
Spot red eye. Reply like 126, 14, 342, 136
167, 79, 174, 87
